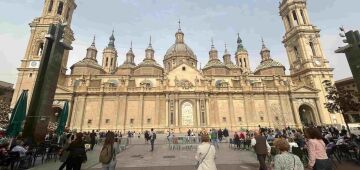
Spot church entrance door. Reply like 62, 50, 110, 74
299, 104, 315, 126
181, 102, 194, 126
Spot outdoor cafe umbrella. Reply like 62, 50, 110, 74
56, 101, 68, 136
6, 90, 27, 137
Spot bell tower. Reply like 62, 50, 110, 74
11, 0, 76, 107
280, 0, 337, 124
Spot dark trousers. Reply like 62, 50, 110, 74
256, 154, 267, 170
313, 159, 332, 170
66, 157, 82, 170
90, 141, 95, 150
150, 140, 154, 151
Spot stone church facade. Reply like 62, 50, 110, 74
12, 0, 344, 132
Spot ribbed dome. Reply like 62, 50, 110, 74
164, 43, 196, 59
254, 59, 285, 73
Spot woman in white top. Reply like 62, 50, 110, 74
195, 132, 217, 170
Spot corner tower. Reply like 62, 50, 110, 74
280, 0, 336, 124
11, 0, 76, 107
235, 34, 250, 73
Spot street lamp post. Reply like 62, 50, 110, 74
22, 24, 73, 144
335, 28, 360, 92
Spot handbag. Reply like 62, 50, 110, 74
195, 145, 211, 169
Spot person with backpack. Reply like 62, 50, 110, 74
99, 132, 119, 170
195, 131, 217, 170
149, 128, 156, 152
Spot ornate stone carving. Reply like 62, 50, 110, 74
215, 80, 229, 88
175, 79, 194, 89
295, 98, 316, 108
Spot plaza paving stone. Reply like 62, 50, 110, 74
29, 134, 360, 170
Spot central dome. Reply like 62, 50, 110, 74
164, 43, 196, 59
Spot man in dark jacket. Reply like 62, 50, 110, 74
251, 131, 271, 170
90, 130, 96, 150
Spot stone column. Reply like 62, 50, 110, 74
296, 9, 304, 25
139, 94, 144, 131
289, 97, 302, 128
243, 95, 249, 128
98, 94, 105, 130
206, 98, 210, 126
278, 94, 286, 127
79, 95, 87, 131
175, 97, 179, 126
289, 11, 297, 27
122, 95, 128, 133
67, 97, 75, 128
282, 16, 290, 31
155, 95, 160, 128
303, 9, 311, 25
228, 94, 234, 130
264, 93, 271, 127
315, 98, 325, 124
165, 95, 169, 127
115, 94, 121, 130
196, 98, 201, 127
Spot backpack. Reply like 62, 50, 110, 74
152, 133, 156, 140
99, 144, 113, 164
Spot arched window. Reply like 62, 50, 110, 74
37, 42, 44, 56
57, 2, 64, 15
110, 58, 113, 67
105, 58, 108, 67
309, 42, 316, 57
294, 46, 300, 60
244, 58, 247, 67
48, 0, 54, 12
292, 11, 299, 26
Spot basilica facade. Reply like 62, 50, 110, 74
12, 0, 345, 132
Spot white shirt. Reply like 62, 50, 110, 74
251, 137, 271, 153
289, 142, 299, 153
11, 145, 27, 157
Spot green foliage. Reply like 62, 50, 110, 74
323, 80, 360, 114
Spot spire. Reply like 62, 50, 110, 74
211, 38, 216, 50
86, 36, 98, 60
237, 33, 246, 52
224, 42, 230, 55
178, 19, 181, 31
147, 35, 153, 49
145, 35, 155, 60
261, 37, 270, 52
127, 41, 134, 54
209, 38, 218, 60
175, 20, 184, 43
260, 37, 271, 62
91, 35, 96, 47
107, 29, 115, 48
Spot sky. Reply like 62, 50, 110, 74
0, 0, 359, 84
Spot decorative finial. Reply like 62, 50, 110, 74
112, 28, 114, 35
150, 35, 152, 45
225, 42, 227, 49
178, 19, 181, 30
130, 41, 133, 50
211, 38, 214, 48
91, 35, 96, 46
261, 37, 266, 48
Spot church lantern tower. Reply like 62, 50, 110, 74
235, 34, 250, 73
11, 0, 76, 108
280, 0, 336, 124
102, 31, 118, 73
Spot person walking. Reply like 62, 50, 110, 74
99, 132, 119, 170
195, 132, 217, 170
251, 131, 271, 170
273, 138, 304, 170
59, 134, 72, 170
305, 128, 332, 170
211, 129, 219, 149
66, 133, 87, 170
149, 128, 156, 152
90, 130, 96, 150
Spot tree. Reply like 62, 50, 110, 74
323, 80, 360, 134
